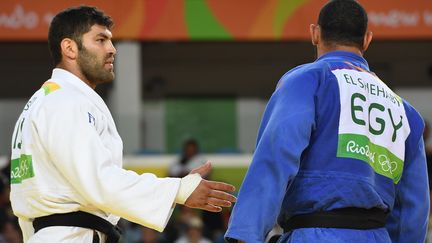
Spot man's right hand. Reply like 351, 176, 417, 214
185, 162, 237, 212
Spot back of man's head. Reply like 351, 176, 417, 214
318, 0, 368, 50
48, 6, 113, 66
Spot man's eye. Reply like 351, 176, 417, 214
97, 39, 105, 43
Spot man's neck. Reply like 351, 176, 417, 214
56, 64, 96, 89
316, 44, 363, 59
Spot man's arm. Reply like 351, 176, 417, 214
386, 136, 429, 242
225, 70, 318, 242
35, 101, 234, 231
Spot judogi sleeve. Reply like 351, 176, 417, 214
225, 69, 318, 242
386, 133, 429, 243
33, 99, 180, 232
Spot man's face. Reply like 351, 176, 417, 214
77, 24, 116, 86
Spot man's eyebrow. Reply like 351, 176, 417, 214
96, 33, 111, 39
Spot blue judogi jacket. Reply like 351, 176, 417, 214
225, 51, 429, 243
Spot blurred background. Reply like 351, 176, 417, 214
0, 0, 431, 242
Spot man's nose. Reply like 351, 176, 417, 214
108, 41, 116, 55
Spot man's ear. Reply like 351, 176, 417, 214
310, 24, 321, 46
60, 38, 78, 61
362, 31, 373, 52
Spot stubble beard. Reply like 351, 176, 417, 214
77, 47, 115, 87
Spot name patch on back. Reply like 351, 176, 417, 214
333, 64, 410, 184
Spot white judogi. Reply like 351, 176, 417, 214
10, 68, 200, 242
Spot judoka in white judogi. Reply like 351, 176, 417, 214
10, 68, 202, 242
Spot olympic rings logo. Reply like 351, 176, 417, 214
377, 154, 397, 174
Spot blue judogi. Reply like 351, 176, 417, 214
225, 51, 429, 243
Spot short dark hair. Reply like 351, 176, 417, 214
48, 6, 113, 66
318, 0, 368, 49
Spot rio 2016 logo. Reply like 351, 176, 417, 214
11, 158, 30, 181
346, 140, 398, 175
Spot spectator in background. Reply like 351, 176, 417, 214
0, 220, 22, 243
425, 120, 432, 211
169, 139, 227, 242
169, 139, 206, 178
174, 216, 211, 243
0, 171, 9, 212
201, 209, 226, 243
0, 163, 22, 243
425, 120, 432, 243
425, 120, 432, 184
138, 227, 163, 243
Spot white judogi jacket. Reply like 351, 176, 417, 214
10, 68, 200, 242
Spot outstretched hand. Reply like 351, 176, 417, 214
185, 162, 237, 212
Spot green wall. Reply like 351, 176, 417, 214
165, 98, 237, 153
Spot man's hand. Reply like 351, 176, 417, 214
185, 162, 237, 212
